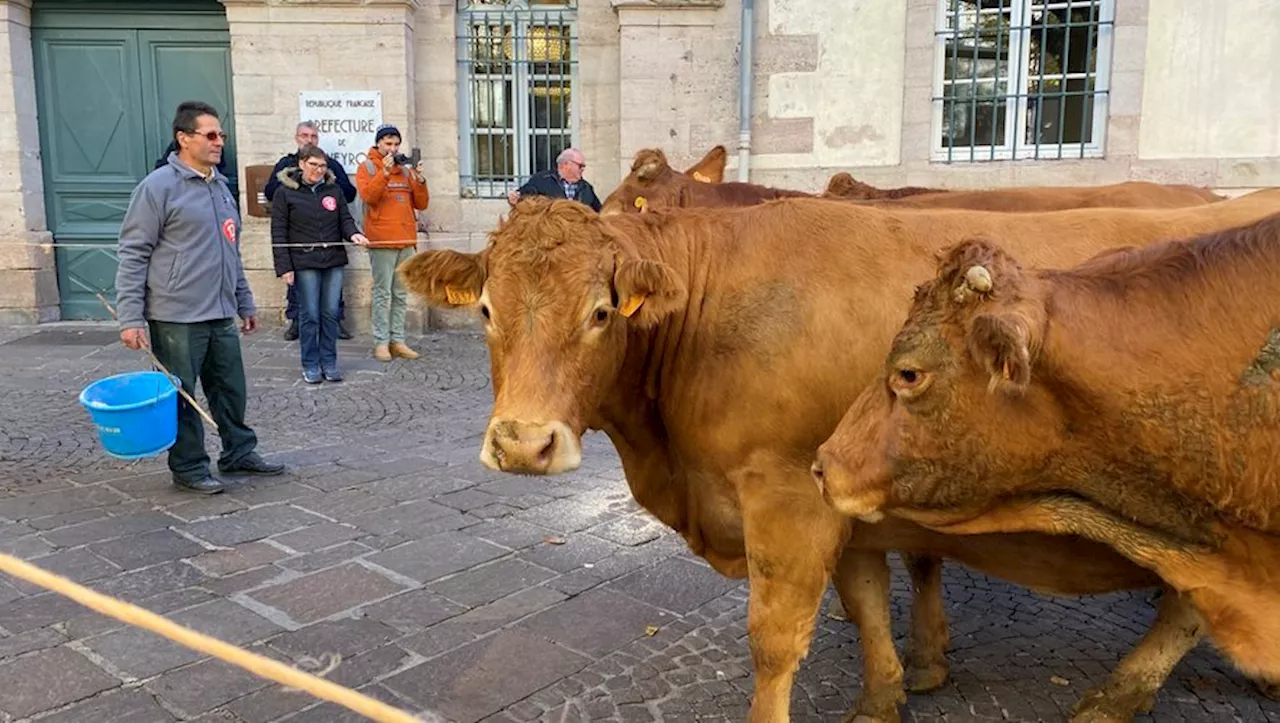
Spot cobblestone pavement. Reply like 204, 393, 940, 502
0, 324, 1274, 723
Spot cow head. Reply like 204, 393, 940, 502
600, 146, 726, 215
811, 238, 1063, 522
824, 172, 875, 199
398, 197, 687, 475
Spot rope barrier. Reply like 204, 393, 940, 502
0, 552, 424, 723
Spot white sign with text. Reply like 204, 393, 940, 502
297, 90, 383, 174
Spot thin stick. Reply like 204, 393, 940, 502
96, 293, 220, 433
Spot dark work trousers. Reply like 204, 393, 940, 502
286, 283, 345, 321
148, 318, 258, 480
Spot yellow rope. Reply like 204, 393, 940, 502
0, 552, 422, 723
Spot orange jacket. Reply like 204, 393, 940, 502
355, 147, 429, 249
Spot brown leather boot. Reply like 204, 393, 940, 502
373, 344, 392, 362
389, 342, 419, 360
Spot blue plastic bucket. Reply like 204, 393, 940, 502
79, 370, 179, 460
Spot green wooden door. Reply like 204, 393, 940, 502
32, 2, 235, 320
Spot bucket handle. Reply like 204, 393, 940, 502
96, 293, 220, 434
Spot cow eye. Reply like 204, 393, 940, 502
889, 367, 931, 399
592, 307, 610, 326
480, 305, 491, 321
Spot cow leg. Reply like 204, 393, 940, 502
1070, 587, 1203, 722
901, 553, 950, 692
832, 549, 905, 723
741, 484, 847, 723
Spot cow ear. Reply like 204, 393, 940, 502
614, 257, 687, 327
684, 145, 726, 183
398, 249, 487, 309
967, 313, 1032, 395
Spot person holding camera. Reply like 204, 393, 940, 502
355, 124, 429, 362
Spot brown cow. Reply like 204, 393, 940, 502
823, 171, 943, 200
856, 180, 1224, 212
601, 147, 1224, 216
398, 190, 1280, 723
599, 148, 810, 214
812, 210, 1280, 694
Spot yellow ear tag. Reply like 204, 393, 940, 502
692, 172, 711, 183
445, 287, 477, 305
619, 295, 644, 318
633, 196, 647, 211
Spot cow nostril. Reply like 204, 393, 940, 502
536, 432, 557, 466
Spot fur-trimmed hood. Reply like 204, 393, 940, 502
277, 166, 337, 191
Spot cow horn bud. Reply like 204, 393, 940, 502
965, 265, 993, 293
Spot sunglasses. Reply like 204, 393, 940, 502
187, 130, 228, 141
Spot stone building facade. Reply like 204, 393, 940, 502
1, 0, 1277, 328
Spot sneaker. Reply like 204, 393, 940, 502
283, 319, 299, 341
172, 472, 225, 495
373, 344, 392, 362
218, 452, 286, 477
338, 320, 353, 340
322, 367, 344, 382
389, 342, 419, 360
302, 368, 323, 384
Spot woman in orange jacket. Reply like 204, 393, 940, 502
355, 124, 429, 362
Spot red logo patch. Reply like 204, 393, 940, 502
322, 196, 337, 212
221, 218, 237, 245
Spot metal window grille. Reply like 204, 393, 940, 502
457, 0, 578, 198
931, 0, 1115, 162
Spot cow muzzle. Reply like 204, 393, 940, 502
481, 419, 582, 475
811, 448, 888, 523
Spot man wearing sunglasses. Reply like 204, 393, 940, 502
115, 100, 285, 494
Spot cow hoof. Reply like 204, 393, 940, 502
905, 660, 949, 692
1253, 679, 1280, 701
844, 690, 904, 723
1070, 685, 1154, 723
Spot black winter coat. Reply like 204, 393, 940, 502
270, 167, 361, 276
516, 169, 601, 212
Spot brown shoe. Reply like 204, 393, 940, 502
390, 342, 419, 360
373, 344, 392, 362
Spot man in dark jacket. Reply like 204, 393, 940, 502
264, 122, 357, 341
505, 147, 601, 212
120, 101, 285, 494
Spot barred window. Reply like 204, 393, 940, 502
933, 0, 1115, 162
457, 0, 577, 198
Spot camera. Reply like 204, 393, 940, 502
393, 147, 421, 166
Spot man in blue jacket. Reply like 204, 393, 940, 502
505, 147, 601, 212
265, 121, 357, 341
117, 100, 285, 494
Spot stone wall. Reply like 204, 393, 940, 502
0, 0, 54, 324
3, 0, 1280, 325
223, 0, 422, 335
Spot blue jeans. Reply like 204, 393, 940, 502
294, 267, 344, 373
285, 283, 344, 321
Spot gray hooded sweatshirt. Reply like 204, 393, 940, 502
115, 152, 255, 330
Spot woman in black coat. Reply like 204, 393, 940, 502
270, 145, 369, 383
